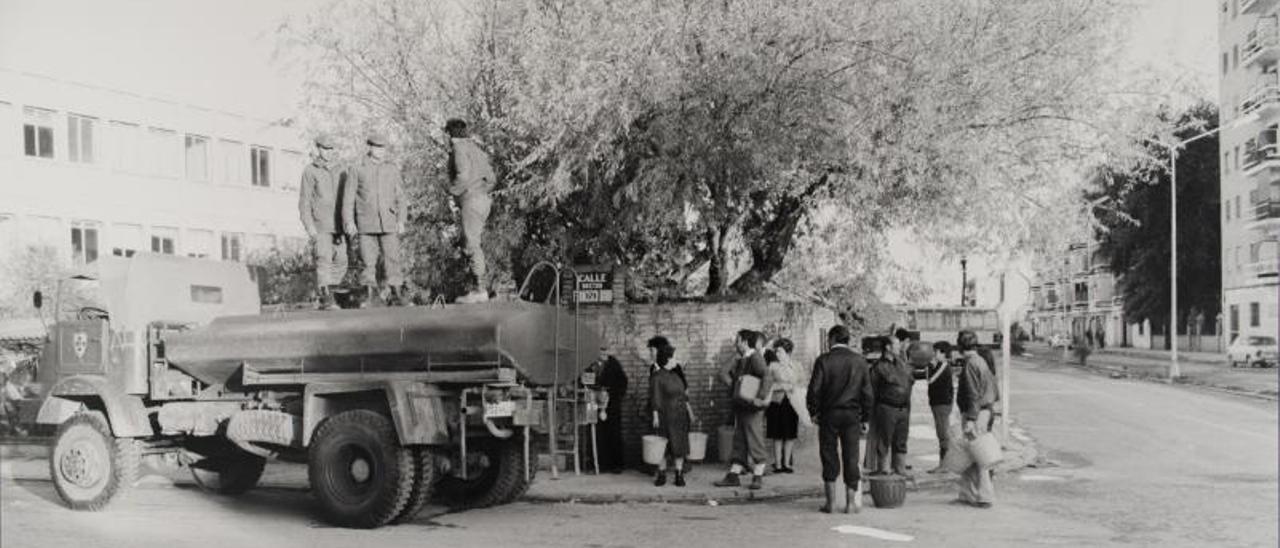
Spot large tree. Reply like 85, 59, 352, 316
1088, 102, 1221, 347
281, 0, 1166, 303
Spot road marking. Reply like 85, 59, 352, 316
1019, 474, 1066, 482
833, 525, 914, 542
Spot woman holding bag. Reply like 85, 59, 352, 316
648, 336, 691, 487
955, 330, 999, 508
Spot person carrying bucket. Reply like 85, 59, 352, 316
647, 336, 692, 487
955, 330, 999, 508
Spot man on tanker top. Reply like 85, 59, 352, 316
444, 118, 497, 304
714, 330, 773, 490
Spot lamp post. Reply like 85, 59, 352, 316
961, 257, 968, 307
1147, 112, 1258, 380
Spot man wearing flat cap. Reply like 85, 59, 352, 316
342, 132, 408, 306
444, 118, 496, 304
297, 134, 347, 309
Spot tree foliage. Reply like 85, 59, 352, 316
281, 0, 1168, 309
1087, 102, 1221, 341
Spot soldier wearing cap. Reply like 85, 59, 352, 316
342, 132, 408, 306
444, 118, 496, 304
298, 134, 347, 309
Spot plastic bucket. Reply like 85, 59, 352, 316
967, 432, 1004, 468
716, 425, 735, 463
868, 475, 907, 508
687, 432, 708, 461
642, 435, 668, 465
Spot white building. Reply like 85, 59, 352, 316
0, 68, 308, 271
1221, 0, 1280, 345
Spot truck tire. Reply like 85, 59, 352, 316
435, 436, 533, 509
308, 410, 415, 529
190, 450, 267, 495
390, 447, 442, 524
49, 410, 141, 511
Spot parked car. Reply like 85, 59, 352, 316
1048, 333, 1071, 349
1227, 335, 1279, 368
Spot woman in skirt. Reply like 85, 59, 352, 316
765, 338, 800, 473
648, 336, 691, 487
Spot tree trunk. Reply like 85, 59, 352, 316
705, 227, 730, 296
728, 194, 806, 295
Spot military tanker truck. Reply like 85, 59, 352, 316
32, 253, 600, 528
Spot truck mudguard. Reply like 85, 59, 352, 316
36, 375, 152, 437
302, 381, 450, 446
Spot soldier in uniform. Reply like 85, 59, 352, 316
297, 134, 347, 309
342, 132, 408, 306
444, 118, 496, 304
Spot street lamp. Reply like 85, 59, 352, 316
1147, 111, 1259, 380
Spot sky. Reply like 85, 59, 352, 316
0, 0, 1221, 306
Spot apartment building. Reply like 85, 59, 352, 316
1222, 0, 1280, 344
1026, 242, 1133, 348
0, 68, 309, 272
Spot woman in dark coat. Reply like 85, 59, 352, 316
648, 336, 691, 487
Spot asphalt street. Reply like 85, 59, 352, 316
1, 357, 1275, 548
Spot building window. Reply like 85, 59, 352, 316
1223, 52, 1230, 75
149, 128, 180, 177
1226, 201, 1232, 221
66, 113, 96, 163
1250, 302, 1261, 327
250, 146, 271, 187
110, 121, 141, 173
185, 134, 209, 181
1233, 0, 1239, 18
1233, 45, 1239, 69
111, 223, 144, 257
23, 107, 55, 158
218, 139, 246, 184
1235, 146, 1240, 170
1237, 195, 1242, 218
70, 221, 99, 264
1229, 305, 1240, 336
221, 232, 243, 262
150, 227, 178, 255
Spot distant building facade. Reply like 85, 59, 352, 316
1221, 0, 1280, 344
1026, 242, 1132, 349
0, 69, 308, 277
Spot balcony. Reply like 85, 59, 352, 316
1243, 259, 1280, 278
1251, 198, 1280, 226
1243, 0, 1278, 15
1240, 77, 1280, 119
1244, 20, 1280, 68
1244, 142, 1280, 178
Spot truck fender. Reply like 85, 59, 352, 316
302, 381, 450, 447
36, 375, 152, 437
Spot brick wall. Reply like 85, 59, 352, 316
573, 300, 837, 466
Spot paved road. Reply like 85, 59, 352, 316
2, 359, 1275, 548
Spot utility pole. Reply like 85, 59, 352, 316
961, 257, 968, 307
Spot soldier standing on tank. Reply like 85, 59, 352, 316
444, 118, 496, 304
298, 134, 347, 310
342, 132, 408, 306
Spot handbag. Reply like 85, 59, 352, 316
967, 432, 1004, 468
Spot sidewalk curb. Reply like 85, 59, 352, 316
1061, 359, 1279, 402
521, 434, 1040, 505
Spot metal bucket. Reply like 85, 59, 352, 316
868, 475, 908, 508
716, 425, 735, 463
687, 432, 708, 461
642, 435, 668, 465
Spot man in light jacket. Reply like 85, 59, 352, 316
956, 329, 998, 508
297, 134, 347, 309
444, 118, 496, 304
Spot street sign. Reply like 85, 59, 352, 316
560, 267, 614, 305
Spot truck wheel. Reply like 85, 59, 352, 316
435, 436, 533, 509
190, 450, 267, 495
390, 447, 442, 524
308, 410, 415, 528
49, 411, 141, 511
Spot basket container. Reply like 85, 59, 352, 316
868, 475, 908, 508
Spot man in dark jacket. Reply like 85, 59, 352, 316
342, 132, 408, 306
590, 346, 628, 473
807, 325, 873, 514
297, 134, 347, 309
714, 330, 772, 490
869, 336, 914, 476
444, 119, 497, 304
